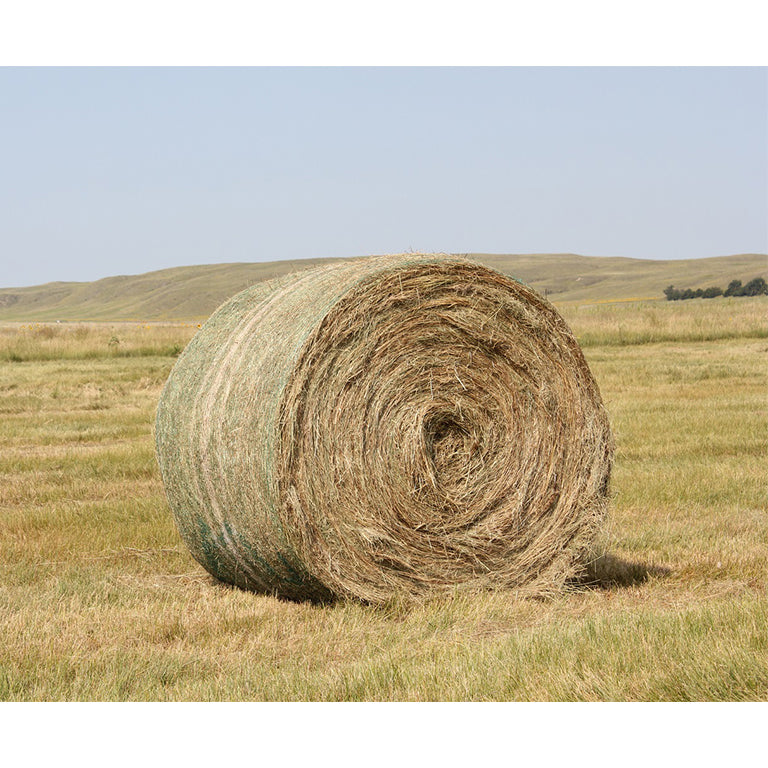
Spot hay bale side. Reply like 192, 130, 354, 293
155, 254, 613, 603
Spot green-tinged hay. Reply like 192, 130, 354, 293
155, 254, 613, 604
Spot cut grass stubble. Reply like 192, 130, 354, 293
0, 296, 766, 700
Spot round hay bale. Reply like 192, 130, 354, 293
155, 254, 613, 604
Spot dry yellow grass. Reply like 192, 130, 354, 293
1, 296, 766, 700
558, 294, 767, 345
0, 321, 197, 362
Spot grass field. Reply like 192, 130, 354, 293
1, 296, 766, 701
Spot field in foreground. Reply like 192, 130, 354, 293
0, 297, 766, 700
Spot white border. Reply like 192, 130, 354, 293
0, 1, 767, 65
2, 701, 767, 767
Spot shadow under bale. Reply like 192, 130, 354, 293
577, 552, 671, 589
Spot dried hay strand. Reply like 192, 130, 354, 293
155, 254, 613, 604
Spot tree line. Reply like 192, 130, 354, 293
664, 277, 768, 301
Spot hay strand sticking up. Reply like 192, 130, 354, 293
155, 254, 613, 603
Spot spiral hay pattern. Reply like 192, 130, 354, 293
155, 254, 613, 604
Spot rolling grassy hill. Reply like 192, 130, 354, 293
1, 252, 765, 321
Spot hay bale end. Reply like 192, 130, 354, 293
155, 254, 613, 604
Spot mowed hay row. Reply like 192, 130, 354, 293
155, 254, 614, 604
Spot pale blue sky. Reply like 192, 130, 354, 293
1, 66, 766, 288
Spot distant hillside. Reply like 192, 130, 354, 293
0, 252, 765, 322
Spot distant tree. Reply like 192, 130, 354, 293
664, 278, 764, 301
743, 277, 768, 296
